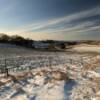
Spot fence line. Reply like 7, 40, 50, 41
0, 55, 68, 76
0, 55, 85, 77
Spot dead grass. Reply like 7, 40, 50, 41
83, 59, 100, 71
0, 70, 34, 87
51, 70, 69, 82
0, 76, 12, 86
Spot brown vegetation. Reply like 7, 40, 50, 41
83, 59, 100, 71
51, 71, 69, 82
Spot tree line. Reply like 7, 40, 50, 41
0, 34, 33, 48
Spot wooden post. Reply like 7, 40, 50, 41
49, 56, 52, 70
5, 59, 9, 77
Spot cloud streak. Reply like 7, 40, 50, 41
7, 5, 100, 40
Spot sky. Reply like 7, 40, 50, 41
0, 0, 100, 40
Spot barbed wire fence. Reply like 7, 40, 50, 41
0, 55, 67, 77
0, 54, 91, 77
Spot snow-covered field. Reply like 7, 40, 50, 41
0, 44, 100, 100
72, 44, 100, 53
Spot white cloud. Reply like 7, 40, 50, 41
6, 5, 100, 40
13, 6, 99, 31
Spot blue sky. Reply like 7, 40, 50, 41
0, 0, 100, 40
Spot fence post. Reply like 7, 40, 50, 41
49, 56, 52, 69
4, 58, 9, 77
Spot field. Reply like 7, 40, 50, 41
0, 43, 100, 100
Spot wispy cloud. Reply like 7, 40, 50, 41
7, 5, 100, 40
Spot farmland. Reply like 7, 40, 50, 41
0, 43, 100, 100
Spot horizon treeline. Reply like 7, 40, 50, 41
0, 33, 34, 48
0, 33, 100, 48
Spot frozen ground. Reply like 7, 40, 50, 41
72, 44, 100, 53
0, 44, 100, 100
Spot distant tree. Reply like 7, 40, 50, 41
46, 40, 55, 43
60, 43, 66, 49
11, 35, 25, 41
0, 34, 10, 42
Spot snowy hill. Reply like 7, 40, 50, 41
0, 43, 100, 100
0, 53, 100, 100
71, 44, 100, 53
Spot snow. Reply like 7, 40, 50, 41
0, 76, 66, 100
95, 67, 100, 74
0, 48, 100, 100
87, 71, 100, 78
72, 45, 100, 53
